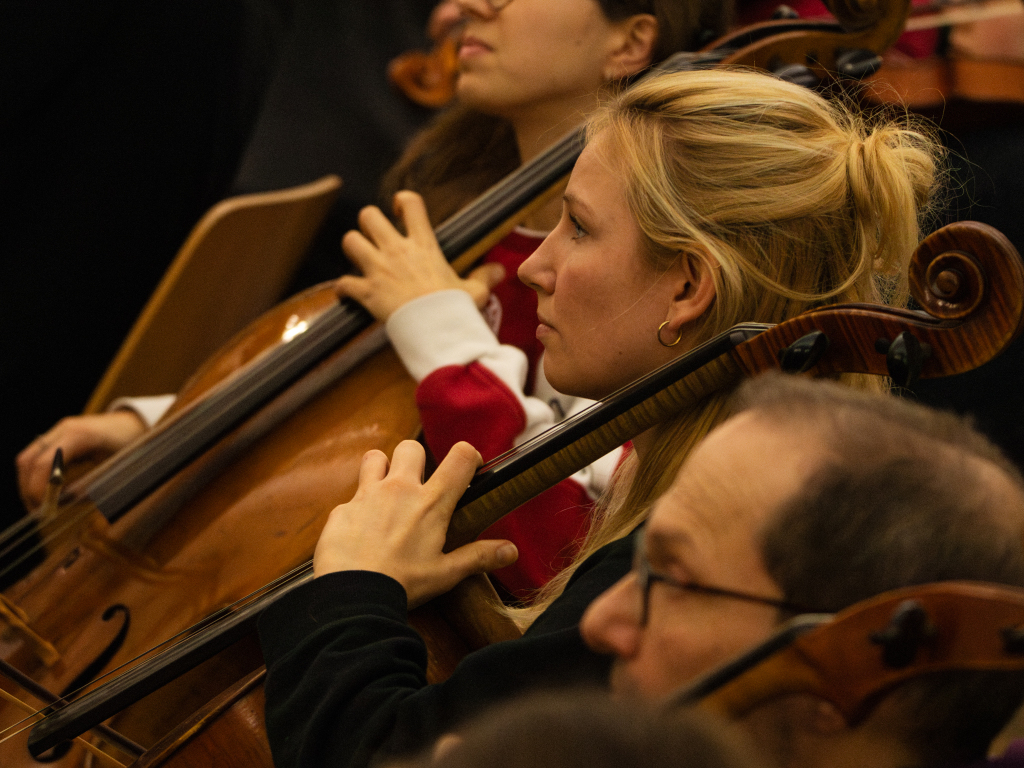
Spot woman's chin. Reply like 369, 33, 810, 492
545, 366, 605, 403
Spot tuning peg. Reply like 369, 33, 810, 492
877, 331, 931, 388
870, 600, 936, 669
835, 48, 883, 80
774, 63, 819, 88
778, 331, 830, 373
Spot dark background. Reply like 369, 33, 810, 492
0, 0, 435, 542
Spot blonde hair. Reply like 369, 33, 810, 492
518, 69, 944, 621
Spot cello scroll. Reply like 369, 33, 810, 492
731, 221, 1024, 383
672, 582, 1024, 726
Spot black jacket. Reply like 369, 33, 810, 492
257, 535, 633, 768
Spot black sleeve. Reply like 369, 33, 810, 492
258, 535, 635, 768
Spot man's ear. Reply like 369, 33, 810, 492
603, 14, 658, 81
660, 251, 718, 343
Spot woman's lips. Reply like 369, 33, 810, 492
535, 315, 554, 340
459, 35, 492, 59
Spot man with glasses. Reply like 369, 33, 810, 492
581, 373, 1024, 767
260, 373, 1024, 768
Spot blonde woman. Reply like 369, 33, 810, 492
258, 67, 942, 768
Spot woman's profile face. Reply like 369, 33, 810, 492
518, 132, 688, 401
453, 0, 632, 121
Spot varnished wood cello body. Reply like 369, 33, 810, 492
0, 1, 946, 764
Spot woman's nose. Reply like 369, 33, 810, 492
518, 238, 556, 295
449, 0, 500, 21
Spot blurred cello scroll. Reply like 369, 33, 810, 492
389, 36, 459, 109
863, 0, 1024, 110
671, 582, 1024, 723
388, 1, 462, 108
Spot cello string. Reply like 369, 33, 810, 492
0, 561, 316, 748
0, 509, 82, 577
31, 559, 318, 709
0, 545, 318, 740
0, 501, 105, 585
0, 449, 63, 558
0, 516, 43, 555
0, 690, 127, 767
0, 561, 315, 753
0, 658, 144, 757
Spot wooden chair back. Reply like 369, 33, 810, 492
84, 174, 341, 413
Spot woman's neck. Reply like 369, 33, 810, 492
512, 101, 590, 164
510, 93, 602, 231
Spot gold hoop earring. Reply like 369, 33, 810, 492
657, 321, 682, 348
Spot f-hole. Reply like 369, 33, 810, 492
33, 604, 131, 763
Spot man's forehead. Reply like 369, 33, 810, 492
647, 411, 825, 544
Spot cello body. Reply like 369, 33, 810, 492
0, 287, 421, 765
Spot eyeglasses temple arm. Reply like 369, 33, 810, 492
663, 613, 834, 710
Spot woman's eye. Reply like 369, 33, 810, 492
569, 215, 587, 240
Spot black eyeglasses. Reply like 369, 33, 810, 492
633, 532, 807, 626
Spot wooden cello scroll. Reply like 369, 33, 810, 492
715, 0, 909, 80
671, 582, 1024, 726
388, 36, 459, 109
730, 221, 1024, 384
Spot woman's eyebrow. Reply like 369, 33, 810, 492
562, 191, 596, 221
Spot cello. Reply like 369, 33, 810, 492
861, 0, 1024, 114
0, 1, 927, 765
21, 219, 1024, 765
668, 581, 1024, 760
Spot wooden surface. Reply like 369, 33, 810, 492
699, 583, 1024, 724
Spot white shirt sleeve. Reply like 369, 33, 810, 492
107, 394, 176, 428
386, 289, 559, 435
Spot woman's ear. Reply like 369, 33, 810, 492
603, 14, 658, 81
661, 251, 718, 340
